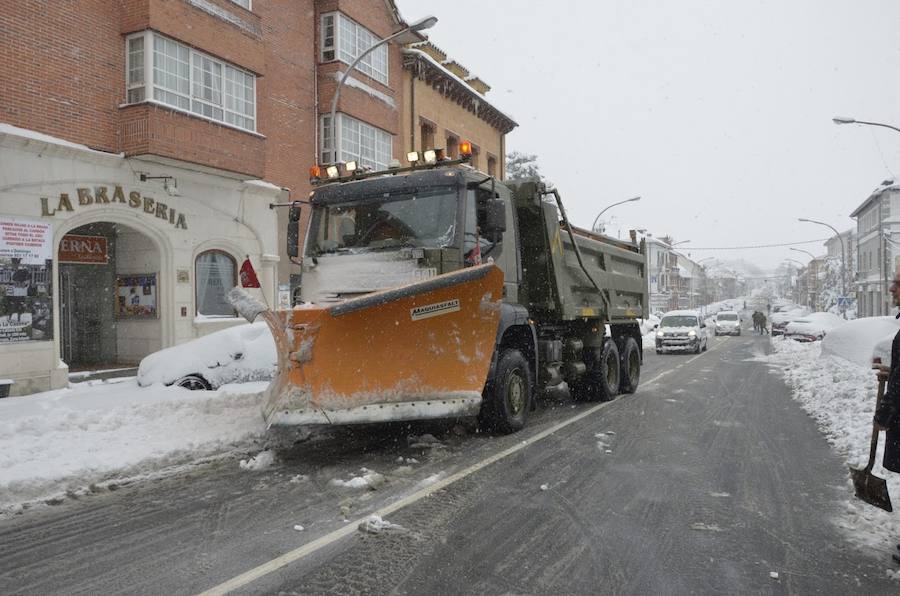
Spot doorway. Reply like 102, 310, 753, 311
59, 221, 161, 371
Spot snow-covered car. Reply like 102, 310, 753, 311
783, 312, 845, 342
656, 310, 708, 354
821, 316, 900, 366
714, 311, 741, 336
137, 322, 276, 390
770, 307, 808, 336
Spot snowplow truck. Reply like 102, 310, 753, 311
250, 159, 647, 433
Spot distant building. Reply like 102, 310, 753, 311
851, 180, 898, 317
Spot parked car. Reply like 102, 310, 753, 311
714, 311, 741, 336
783, 312, 845, 342
771, 307, 809, 336
137, 322, 276, 390
656, 310, 709, 354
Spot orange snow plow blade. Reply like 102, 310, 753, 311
261, 264, 504, 427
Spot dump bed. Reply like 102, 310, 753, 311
509, 180, 647, 324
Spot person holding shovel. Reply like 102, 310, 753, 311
874, 272, 900, 564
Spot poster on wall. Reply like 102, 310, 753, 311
116, 274, 157, 318
0, 217, 54, 342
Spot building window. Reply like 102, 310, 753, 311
320, 12, 389, 85
487, 154, 497, 177
230, 0, 251, 9
125, 32, 257, 132
195, 250, 237, 317
470, 143, 480, 170
420, 120, 435, 151
446, 133, 459, 159
321, 114, 392, 170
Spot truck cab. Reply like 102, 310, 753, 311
297, 167, 520, 305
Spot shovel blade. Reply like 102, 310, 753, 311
850, 467, 893, 512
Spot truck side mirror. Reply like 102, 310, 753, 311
483, 198, 506, 240
287, 202, 301, 259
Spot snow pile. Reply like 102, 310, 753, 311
330, 468, 386, 490
239, 449, 276, 471
821, 316, 900, 366
761, 339, 900, 552
357, 514, 407, 535
0, 380, 268, 513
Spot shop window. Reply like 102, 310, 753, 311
195, 250, 237, 316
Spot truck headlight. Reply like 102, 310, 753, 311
688, 330, 697, 337
656, 331, 664, 337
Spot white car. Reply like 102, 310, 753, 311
783, 312, 845, 343
714, 311, 741, 336
655, 310, 708, 354
137, 322, 276, 390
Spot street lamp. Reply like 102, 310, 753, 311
328, 16, 438, 165
591, 196, 641, 233
797, 218, 846, 317
833, 116, 900, 135
789, 247, 817, 261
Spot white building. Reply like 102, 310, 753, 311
850, 180, 898, 317
0, 124, 281, 396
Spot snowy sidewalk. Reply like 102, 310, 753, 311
0, 378, 267, 515
758, 337, 900, 571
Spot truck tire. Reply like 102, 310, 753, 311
480, 348, 531, 433
573, 340, 620, 402
618, 337, 641, 394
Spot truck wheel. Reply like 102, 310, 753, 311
574, 340, 620, 402
618, 337, 641, 394
480, 349, 531, 433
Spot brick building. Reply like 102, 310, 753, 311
0, 0, 514, 396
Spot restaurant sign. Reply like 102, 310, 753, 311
40, 186, 188, 229
59, 234, 108, 265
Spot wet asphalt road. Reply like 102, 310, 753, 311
1, 331, 899, 595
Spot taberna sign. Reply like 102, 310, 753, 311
39, 186, 188, 229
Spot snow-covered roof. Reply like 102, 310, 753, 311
851, 179, 900, 217
402, 47, 517, 133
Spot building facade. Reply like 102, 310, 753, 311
0, 0, 513, 396
851, 181, 897, 317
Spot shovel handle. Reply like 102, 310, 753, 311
865, 378, 887, 473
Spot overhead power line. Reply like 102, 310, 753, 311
679, 238, 829, 251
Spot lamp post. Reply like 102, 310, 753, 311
798, 218, 846, 317
833, 116, 900, 135
591, 196, 641, 233
328, 16, 437, 165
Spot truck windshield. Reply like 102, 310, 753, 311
309, 186, 459, 255
660, 316, 698, 328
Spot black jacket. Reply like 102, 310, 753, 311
876, 328, 900, 429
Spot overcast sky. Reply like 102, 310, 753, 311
396, 0, 900, 269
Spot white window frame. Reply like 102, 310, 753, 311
319, 11, 389, 86
320, 113, 392, 171
230, 0, 251, 10
124, 31, 257, 133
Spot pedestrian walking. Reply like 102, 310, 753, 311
873, 271, 900, 564
751, 311, 761, 334
759, 312, 768, 335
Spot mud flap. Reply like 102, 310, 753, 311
255, 264, 504, 427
